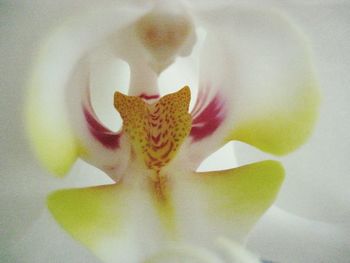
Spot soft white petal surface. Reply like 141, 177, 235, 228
25, 1, 154, 176
1, 1, 350, 263
185, 6, 319, 167
233, 1, 350, 224
248, 206, 350, 263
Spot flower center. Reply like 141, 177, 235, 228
114, 87, 192, 173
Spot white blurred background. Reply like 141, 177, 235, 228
1, 1, 350, 262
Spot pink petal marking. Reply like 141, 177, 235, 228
139, 93, 160, 100
190, 89, 227, 142
83, 107, 121, 149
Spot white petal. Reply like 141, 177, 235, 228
248, 206, 350, 263
270, 1, 350, 224
25, 3, 151, 176
145, 238, 260, 263
5, 211, 100, 263
168, 161, 284, 247
232, 1, 350, 225
186, 6, 319, 167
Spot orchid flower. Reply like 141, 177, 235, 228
18, 1, 321, 262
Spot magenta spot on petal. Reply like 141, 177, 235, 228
190, 92, 226, 142
139, 93, 160, 100
83, 107, 121, 149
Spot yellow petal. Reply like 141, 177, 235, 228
173, 160, 284, 242
47, 184, 123, 248
197, 160, 284, 220
227, 85, 320, 155
26, 82, 78, 176
47, 181, 176, 262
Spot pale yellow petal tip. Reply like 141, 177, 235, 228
46, 189, 95, 244
229, 84, 320, 156
28, 126, 78, 177
198, 160, 284, 223
25, 100, 78, 177
47, 185, 122, 250
257, 160, 285, 187
46, 188, 97, 245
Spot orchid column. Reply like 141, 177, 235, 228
26, 1, 319, 262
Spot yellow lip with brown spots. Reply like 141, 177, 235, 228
114, 86, 192, 173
